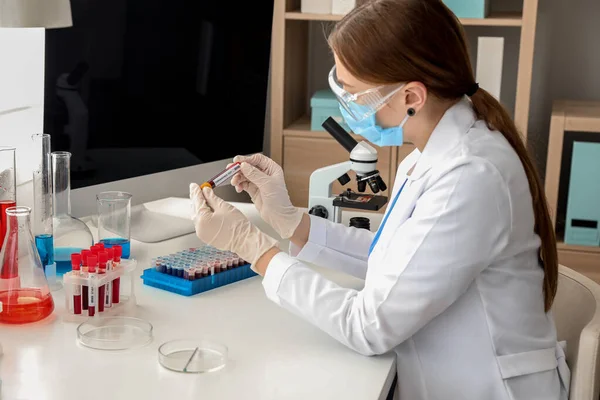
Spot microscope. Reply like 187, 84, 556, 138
308, 117, 388, 223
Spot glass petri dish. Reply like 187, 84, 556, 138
158, 339, 228, 373
77, 316, 153, 350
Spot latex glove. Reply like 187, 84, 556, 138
230, 154, 303, 239
189, 183, 279, 267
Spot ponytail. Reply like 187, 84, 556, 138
470, 88, 558, 312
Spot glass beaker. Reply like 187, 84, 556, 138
0, 206, 55, 324
0, 147, 17, 251
51, 152, 94, 275
97, 191, 132, 259
32, 134, 61, 290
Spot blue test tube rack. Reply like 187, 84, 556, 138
140, 246, 257, 296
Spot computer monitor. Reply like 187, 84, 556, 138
43, 1, 274, 219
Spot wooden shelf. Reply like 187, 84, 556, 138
557, 241, 600, 255
283, 115, 364, 140
285, 10, 523, 27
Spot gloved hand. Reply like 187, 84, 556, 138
189, 183, 279, 269
230, 154, 304, 239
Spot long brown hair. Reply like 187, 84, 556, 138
329, 0, 558, 312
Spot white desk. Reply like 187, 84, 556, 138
0, 198, 395, 400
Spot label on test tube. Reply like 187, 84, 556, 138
202, 162, 241, 189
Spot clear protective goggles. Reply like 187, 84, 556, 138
328, 65, 405, 123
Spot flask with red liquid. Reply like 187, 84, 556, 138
0, 206, 55, 324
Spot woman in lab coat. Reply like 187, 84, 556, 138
189, 0, 570, 399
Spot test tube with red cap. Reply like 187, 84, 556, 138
71, 253, 82, 315
112, 245, 122, 303
105, 247, 114, 308
80, 249, 91, 310
98, 251, 107, 312
87, 255, 98, 317
96, 242, 104, 250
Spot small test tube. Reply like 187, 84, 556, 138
227, 258, 233, 269
105, 247, 114, 309
200, 162, 241, 190
112, 245, 122, 304
188, 267, 196, 281
81, 249, 91, 310
98, 251, 107, 313
71, 253, 82, 315
87, 255, 98, 317
183, 268, 189, 280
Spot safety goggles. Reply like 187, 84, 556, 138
328, 65, 405, 123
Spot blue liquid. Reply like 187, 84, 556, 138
55, 247, 83, 276
35, 234, 55, 268
100, 238, 131, 259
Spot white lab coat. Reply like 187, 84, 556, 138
262, 97, 570, 400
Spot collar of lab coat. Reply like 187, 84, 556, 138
408, 96, 476, 181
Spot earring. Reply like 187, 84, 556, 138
407, 108, 416, 117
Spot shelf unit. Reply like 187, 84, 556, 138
270, 0, 539, 208
545, 100, 600, 283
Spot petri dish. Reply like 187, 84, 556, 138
77, 316, 153, 350
158, 339, 228, 373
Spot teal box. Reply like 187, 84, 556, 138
442, 0, 490, 18
565, 141, 600, 247
310, 89, 349, 131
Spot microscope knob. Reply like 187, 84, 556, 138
308, 205, 329, 219
338, 173, 351, 186
376, 175, 388, 192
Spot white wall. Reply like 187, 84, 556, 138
0, 28, 45, 194
290, 0, 600, 179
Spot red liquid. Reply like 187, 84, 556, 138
112, 278, 120, 303
98, 285, 105, 312
0, 200, 16, 251
74, 294, 82, 315
82, 286, 89, 310
0, 288, 54, 324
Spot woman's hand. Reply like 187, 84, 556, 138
230, 154, 304, 240
190, 183, 279, 274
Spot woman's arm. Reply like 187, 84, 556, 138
256, 158, 511, 355
284, 213, 375, 280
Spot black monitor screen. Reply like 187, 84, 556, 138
44, 1, 274, 188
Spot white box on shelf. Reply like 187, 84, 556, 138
332, 0, 356, 15
301, 0, 332, 14
476, 37, 504, 100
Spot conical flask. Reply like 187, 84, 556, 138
51, 151, 94, 276
0, 206, 55, 324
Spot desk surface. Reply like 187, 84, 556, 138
0, 198, 394, 400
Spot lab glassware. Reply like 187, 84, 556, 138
200, 162, 241, 190
96, 191, 132, 258
77, 316, 153, 350
158, 339, 227, 373
0, 206, 55, 324
32, 134, 61, 290
51, 152, 94, 275
0, 147, 17, 252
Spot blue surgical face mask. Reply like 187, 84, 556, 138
339, 105, 410, 147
